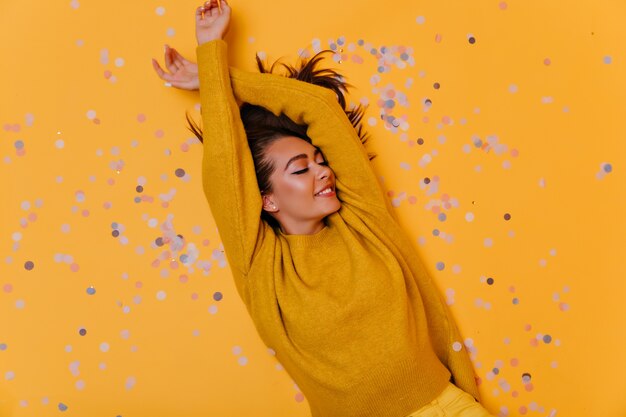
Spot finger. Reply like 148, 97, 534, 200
209, 7, 217, 17
170, 51, 184, 70
206, 0, 220, 15
171, 47, 190, 66
163, 46, 178, 73
166, 46, 184, 71
151, 59, 174, 82
196, 5, 205, 20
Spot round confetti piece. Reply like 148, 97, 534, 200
69, 361, 80, 377
100, 48, 109, 65
125, 376, 136, 390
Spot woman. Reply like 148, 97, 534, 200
153, 1, 496, 416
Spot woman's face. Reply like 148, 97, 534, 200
262, 136, 341, 233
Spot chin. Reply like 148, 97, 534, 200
326, 199, 342, 215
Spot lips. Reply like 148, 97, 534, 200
314, 184, 335, 196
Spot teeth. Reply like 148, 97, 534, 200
316, 187, 332, 196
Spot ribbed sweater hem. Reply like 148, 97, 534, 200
305, 355, 452, 417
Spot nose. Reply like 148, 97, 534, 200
316, 163, 331, 180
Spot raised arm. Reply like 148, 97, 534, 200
226, 63, 390, 214
152, 21, 389, 214
195, 4, 263, 279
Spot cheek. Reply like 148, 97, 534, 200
273, 176, 313, 201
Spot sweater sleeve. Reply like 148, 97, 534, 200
196, 39, 264, 278
226, 63, 389, 214
423, 267, 482, 401
441, 300, 482, 402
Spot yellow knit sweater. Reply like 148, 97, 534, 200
197, 39, 480, 417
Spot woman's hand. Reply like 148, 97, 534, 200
196, 0, 231, 45
152, 45, 199, 90
151, 0, 230, 90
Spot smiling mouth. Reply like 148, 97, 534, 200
315, 186, 335, 197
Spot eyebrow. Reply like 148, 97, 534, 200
284, 147, 323, 171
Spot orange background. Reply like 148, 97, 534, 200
1, 0, 625, 416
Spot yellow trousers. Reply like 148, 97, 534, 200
405, 383, 497, 417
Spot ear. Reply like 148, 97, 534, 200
262, 194, 279, 213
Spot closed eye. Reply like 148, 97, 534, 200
292, 160, 328, 175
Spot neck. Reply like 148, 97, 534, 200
279, 218, 326, 235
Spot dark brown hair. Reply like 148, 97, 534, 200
185, 49, 376, 229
